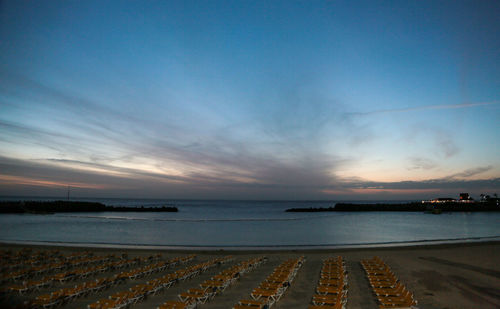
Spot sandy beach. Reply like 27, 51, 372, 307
1, 241, 499, 309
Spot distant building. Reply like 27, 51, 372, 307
459, 193, 474, 203
460, 193, 470, 200
422, 193, 477, 204
423, 197, 456, 203
480, 193, 499, 206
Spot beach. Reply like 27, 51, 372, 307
2, 2, 500, 309
1, 241, 499, 309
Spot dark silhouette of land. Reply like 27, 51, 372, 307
0, 200, 178, 214
286, 201, 500, 212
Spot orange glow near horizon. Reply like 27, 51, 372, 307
0, 174, 110, 190
321, 188, 439, 196
350, 188, 439, 194
38, 159, 192, 185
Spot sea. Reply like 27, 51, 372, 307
0, 197, 499, 249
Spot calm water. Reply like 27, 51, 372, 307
0, 198, 499, 247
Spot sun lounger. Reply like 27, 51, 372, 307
361, 257, 418, 309
310, 257, 348, 309
233, 257, 303, 309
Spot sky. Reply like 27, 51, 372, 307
0, 0, 499, 200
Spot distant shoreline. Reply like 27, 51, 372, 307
286, 201, 500, 212
2, 199, 499, 213
0, 200, 178, 213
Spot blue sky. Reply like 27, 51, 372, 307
0, 0, 499, 199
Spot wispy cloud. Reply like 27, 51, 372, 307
0, 68, 498, 200
323, 178, 500, 200
403, 125, 460, 159
0, 146, 344, 199
1, 0, 500, 200
333, 166, 499, 192
433, 129, 460, 158
1, 155, 498, 199
0, 175, 110, 190
446, 166, 494, 179
407, 157, 437, 170
348, 101, 499, 117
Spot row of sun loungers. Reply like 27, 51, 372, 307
159, 256, 267, 309
120, 261, 168, 280
12, 251, 156, 276
117, 255, 196, 281
30, 276, 124, 309
6, 277, 54, 296
309, 256, 348, 309
0, 249, 71, 269
2, 253, 116, 283
0, 248, 60, 261
361, 257, 418, 309
1, 250, 422, 309
0, 250, 92, 273
27, 255, 195, 309
5, 254, 168, 296
87, 256, 232, 309
7, 260, 131, 296
233, 256, 305, 309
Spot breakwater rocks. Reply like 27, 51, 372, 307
0, 201, 178, 213
286, 202, 500, 212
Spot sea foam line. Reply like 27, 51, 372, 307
1, 236, 499, 251
55, 214, 340, 222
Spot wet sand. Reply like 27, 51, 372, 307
1, 241, 499, 309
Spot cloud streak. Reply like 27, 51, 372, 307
446, 166, 494, 179
1, 155, 498, 200
1, 72, 498, 200
1, 1, 499, 200
407, 157, 437, 170
348, 101, 499, 117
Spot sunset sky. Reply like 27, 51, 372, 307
1, 0, 499, 200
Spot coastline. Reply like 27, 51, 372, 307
2, 203, 499, 308
1, 235, 500, 251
